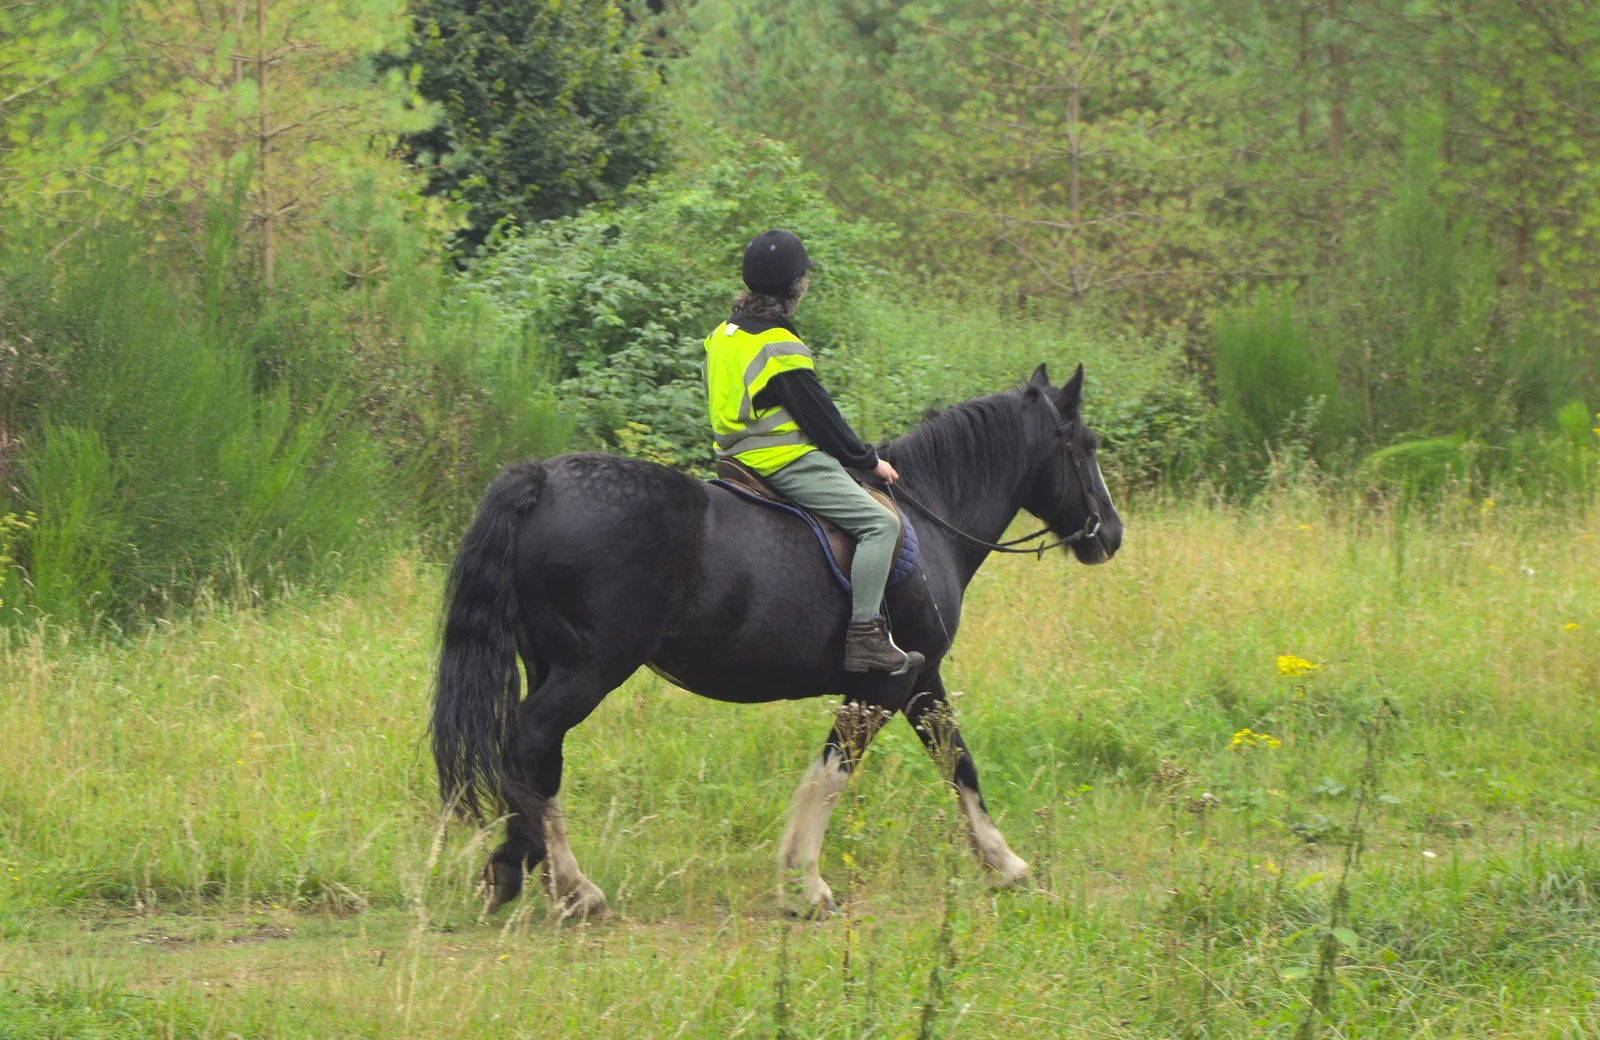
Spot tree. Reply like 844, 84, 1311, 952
387, 0, 673, 252
680, 0, 1248, 317
679, 0, 1600, 327
0, 0, 431, 275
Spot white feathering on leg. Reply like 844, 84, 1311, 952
538, 795, 609, 919
957, 784, 1030, 884
777, 751, 849, 914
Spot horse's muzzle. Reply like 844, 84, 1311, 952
1074, 518, 1122, 563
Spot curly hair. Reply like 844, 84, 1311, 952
731, 275, 809, 320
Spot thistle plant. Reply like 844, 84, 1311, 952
916, 702, 965, 1040
1295, 701, 1401, 1040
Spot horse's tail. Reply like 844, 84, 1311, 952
432, 460, 546, 821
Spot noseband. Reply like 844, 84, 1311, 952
886, 392, 1103, 560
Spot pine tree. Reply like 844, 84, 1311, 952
387, 0, 673, 252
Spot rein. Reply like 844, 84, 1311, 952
887, 484, 1097, 559
883, 392, 1103, 561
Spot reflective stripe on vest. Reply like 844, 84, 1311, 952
704, 321, 818, 474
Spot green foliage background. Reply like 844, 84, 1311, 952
0, 0, 1597, 623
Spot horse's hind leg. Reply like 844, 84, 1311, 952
905, 675, 1030, 885
486, 829, 535, 912
486, 666, 619, 918
533, 740, 608, 919
778, 701, 891, 917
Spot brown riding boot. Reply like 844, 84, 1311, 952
844, 616, 925, 675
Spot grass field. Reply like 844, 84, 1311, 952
3, 492, 1598, 1039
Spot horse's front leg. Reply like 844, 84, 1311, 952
905, 675, 1030, 884
777, 700, 891, 917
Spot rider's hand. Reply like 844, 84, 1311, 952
874, 459, 900, 485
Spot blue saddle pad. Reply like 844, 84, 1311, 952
709, 479, 919, 596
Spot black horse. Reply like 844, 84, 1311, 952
433, 363, 1123, 918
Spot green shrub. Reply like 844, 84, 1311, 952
1543, 399, 1600, 496
0, 180, 581, 625
1358, 434, 1474, 493
1212, 285, 1340, 462
0, 226, 396, 624
1343, 116, 1556, 444
263, 183, 572, 539
18, 426, 121, 621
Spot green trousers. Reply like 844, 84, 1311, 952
760, 449, 900, 622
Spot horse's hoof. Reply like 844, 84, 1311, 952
785, 900, 837, 921
483, 858, 524, 913
557, 879, 610, 922
986, 854, 1031, 888
782, 878, 838, 919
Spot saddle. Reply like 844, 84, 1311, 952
712, 458, 918, 592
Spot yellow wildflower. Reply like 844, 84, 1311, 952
1231, 727, 1282, 750
1566, 622, 1580, 631
1481, 498, 1496, 513
1277, 654, 1319, 677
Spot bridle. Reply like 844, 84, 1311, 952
885, 391, 1104, 560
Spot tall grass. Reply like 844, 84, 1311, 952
4, 492, 1593, 913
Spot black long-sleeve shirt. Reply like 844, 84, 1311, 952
731, 313, 880, 471
755, 369, 880, 471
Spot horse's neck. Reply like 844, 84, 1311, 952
956, 497, 1025, 586
906, 452, 1033, 586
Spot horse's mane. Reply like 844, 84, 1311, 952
881, 389, 1035, 504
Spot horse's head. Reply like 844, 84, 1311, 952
1022, 363, 1124, 564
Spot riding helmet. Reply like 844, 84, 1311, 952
742, 230, 818, 294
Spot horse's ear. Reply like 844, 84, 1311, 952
1060, 363, 1085, 408
1028, 363, 1051, 389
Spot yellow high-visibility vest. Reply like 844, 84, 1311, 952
703, 320, 818, 475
